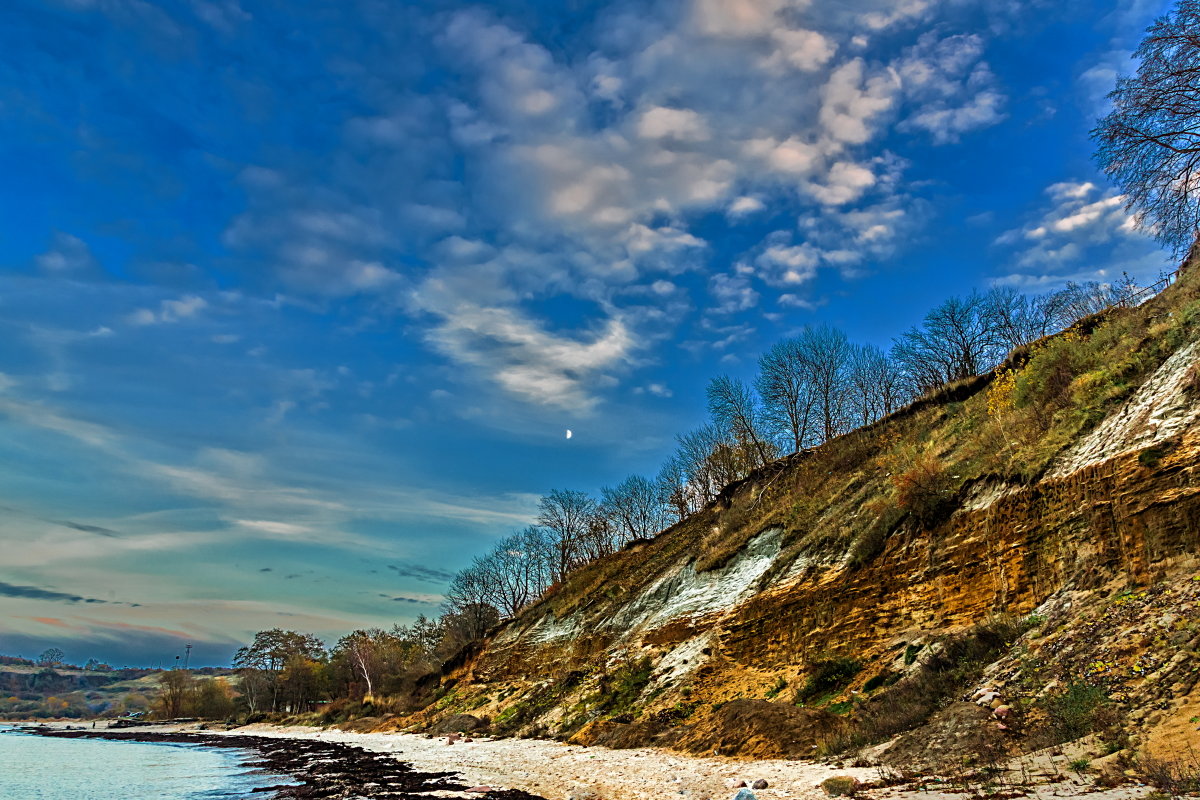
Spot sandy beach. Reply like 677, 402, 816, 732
215, 724, 1150, 800
14, 721, 1153, 800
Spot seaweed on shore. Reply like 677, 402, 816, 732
22, 728, 549, 800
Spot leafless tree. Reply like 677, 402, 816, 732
1093, 0, 1200, 253
674, 423, 738, 505
655, 455, 695, 522
845, 343, 908, 426
600, 475, 670, 543
893, 292, 1002, 394
797, 324, 851, 442
756, 337, 819, 453
537, 489, 600, 582
464, 527, 553, 618
443, 565, 498, 640
706, 375, 775, 467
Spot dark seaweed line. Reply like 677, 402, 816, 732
20, 728, 547, 800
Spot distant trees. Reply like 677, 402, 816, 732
802, 325, 853, 442
893, 292, 1000, 394
846, 343, 906, 427
706, 375, 774, 467
232, 628, 326, 713
37, 648, 64, 668
154, 670, 236, 720
1094, 0, 1200, 253
334, 629, 393, 698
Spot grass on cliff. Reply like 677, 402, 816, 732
819, 615, 1030, 754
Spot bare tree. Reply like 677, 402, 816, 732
893, 292, 1001, 394
798, 324, 851, 442
536, 489, 600, 582
1093, 0, 1200, 253
655, 455, 694, 522
600, 475, 669, 543
845, 343, 908, 426
706, 375, 774, 467
674, 423, 737, 505
444, 565, 500, 641
756, 337, 819, 453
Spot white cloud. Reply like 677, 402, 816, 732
755, 243, 820, 286
36, 233, 98, 274
727, 195, 767, 218
709, 272, 760, 314
126, 295, 207, 326
807, 161, 876, 206
691, 0, 792, 37
895, 33, 1006, 143
420, 300, 635, 412
996, 180, 1160, 280
764, 28, 837, 73
636, 106, 711, 142
861, 0, 934, 31
819, 59, 899, 145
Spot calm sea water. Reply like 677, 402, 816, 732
0, 724, 295, 799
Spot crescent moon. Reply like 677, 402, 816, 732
565, 429, 573, 439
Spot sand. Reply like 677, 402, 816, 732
213, 724, 1150, 800
18, 721, 1152, 800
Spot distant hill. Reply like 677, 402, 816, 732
0, 661, 235, 719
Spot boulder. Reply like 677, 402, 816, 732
821, 777, 860, 797
430, 714, 486, 735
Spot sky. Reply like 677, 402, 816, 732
0, 0, 1177, 667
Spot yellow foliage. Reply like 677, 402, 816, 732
987, 367, 1017, 417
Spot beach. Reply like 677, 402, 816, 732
17, 721, 1153, 800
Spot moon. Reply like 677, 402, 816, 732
565, 429, 573, 440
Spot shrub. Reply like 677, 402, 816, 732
1041, 681, 1115, 744
1138, 752, 1200, 796
796, 656, 862, 704
821, 616, 1027, 753
847, 506, 906, 569
892, 453, 955, 527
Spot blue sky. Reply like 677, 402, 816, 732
0, 0, 1174, 667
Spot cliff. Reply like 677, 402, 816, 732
415, 256, 1200, 769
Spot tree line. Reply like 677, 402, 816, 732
440, 276, 1149, 628
207, 274, 1154, 722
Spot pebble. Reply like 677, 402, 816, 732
725, 780, 747, 789
751, 780, 768, 790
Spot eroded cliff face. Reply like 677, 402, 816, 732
416, 261, 1200, 764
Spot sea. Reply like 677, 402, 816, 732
0, 724, 296, 799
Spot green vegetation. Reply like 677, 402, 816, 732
820, 616, 1029, 754
1040, 681, 1114, 745
795, 656, 862, 705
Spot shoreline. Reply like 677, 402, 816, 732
12, 721, 1155, 800
14, 724, 545, 800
